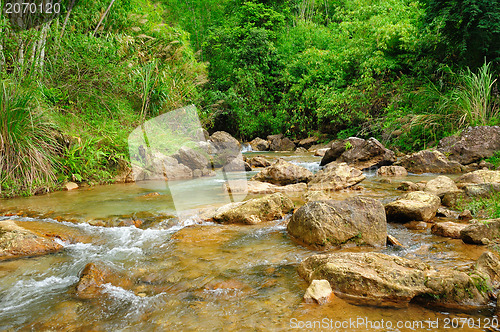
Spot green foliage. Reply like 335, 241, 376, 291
0, 80, 59, 197
425, 0, 500, 68
459, 192, 500, 219
485, 152, 500, 169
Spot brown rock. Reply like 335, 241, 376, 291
249, 137, 269, 151
297, 137, 319, 149
75, 261, 133, 299
267, 134, 296, 151
248, 156, 272, 168
212, 193, 294, 224
395, 150, 463, 174
308, 162, 365, 191
64, 182, 79, 191
461, 219, 500, 245
377, 166, 408, 177
385, 191, 441, 222
251, 158, 313, 185
304, 279, 334, 304
431, 222, 468, 239
287, 197, 387, 249
424, 176, 459, 197
437, 126, 500, 165
0, 220, 63, 260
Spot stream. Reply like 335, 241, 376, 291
0, 152, 498, 331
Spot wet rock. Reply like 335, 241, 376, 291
424, 176, 459, 198
461, 219, 500, 245
385, 191, 441, 222
298, 252, 489, 309
287, 197, 387, 249
249, 137, 269, 151
431, 222, 468, 239
437, 126, 500, 165
75, 261, 133, 300
298, 137, 319, 149
267, 134, 296, 151
456, 170, 500, 184
462, 183, 500, 198
377, 166, 408, 177
251, 158, 313, 185
223, 180, 275, 194
320, 137, 396, 170
308, 162, 365, 191
475, 251, 500, 284
114, 160, 135, 183
222, 157, 249, 172
248, 156, 271, 168
64, 182, 79, 191
395, 150, 463, 174
134, 154, 193, 181
304, 279, 334, 304
175, 146, 209, 170
212, 193, 294, 225
0, 220, 63, 260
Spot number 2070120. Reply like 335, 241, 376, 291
4, 2, 61, 15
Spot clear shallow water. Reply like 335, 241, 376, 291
0, 152, 497, 331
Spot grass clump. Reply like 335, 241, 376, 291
0, 81, 60, 197
459, 192, 500, 219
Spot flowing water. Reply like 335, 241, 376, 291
0, 152, 498, 331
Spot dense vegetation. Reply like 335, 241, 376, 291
0, 0, 499, 197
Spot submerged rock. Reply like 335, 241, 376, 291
395, 150, 463, 174
212, 193, 294, 224
251, 158, 313, 185
460, 219, 500, 245
0, 220, 63, 260
287, 197, 387, 249
75, 261, 133, 300
298, 252, 490, 309
437, 126, 500, 165
320, 137, 396, 170
308, 162, 365, 191
377, 166, 407, 177
385, 191, 441, 222
304, 279, 334, 304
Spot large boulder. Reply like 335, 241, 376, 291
298, 252, 490, 309
437, 126, 500, 165
287, 197, 387, 249
0, 220, 63, 260
267, 134, 296, 151
456, 170, 500, 184
175, 146, 209, 170
75, 261, 133, 300
308, 162, 365, 191
320, 137, 396, 170
461, 219, 500, 245
249, 137, 269, 151
251, 158, 313, 185
209, 131, 241, 152
395, 150, 463, 174
212, 193, 294, 224
134, 153, 193, 181
377, 166, 408, 177
424, 175, 459, 197
385, 191, 441, 222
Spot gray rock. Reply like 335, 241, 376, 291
424, 176, 459, 197
395, 150, 463, 174
385, 191, 441, 222
308, 162, 365, 191
377, 166, 408, 177
437, 126, 500, 165
461, 219, 500, 245
252, 158, 313, 185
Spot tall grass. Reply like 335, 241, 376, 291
0, 80, 59, 197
